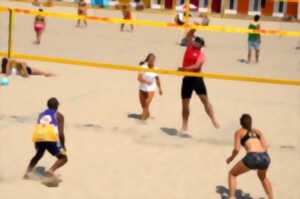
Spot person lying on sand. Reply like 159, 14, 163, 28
24, 98, 67, 179
1, 57, 56, 77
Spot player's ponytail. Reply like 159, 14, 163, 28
240, 114, 252, 131
139, 53, 155, 66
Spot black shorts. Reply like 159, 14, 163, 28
242, 152, 271, 170
26, 66, 32, 75
35, 142, 62, 156
181, 77, 207, 99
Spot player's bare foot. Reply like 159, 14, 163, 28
45, 73, 56, 77
23, 173, 29, 179
213, 121, 220, 129
180, 122, 188, 132
46, 169, 55, 177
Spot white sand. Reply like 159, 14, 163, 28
0, 1, 300, 198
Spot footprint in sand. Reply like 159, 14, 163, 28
28, 166, 62, 187
280, 145, 296, 150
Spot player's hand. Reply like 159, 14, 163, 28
62, 146, 67, 152
193, 21, 200, 25
147, 81, 153, 85
159, 89, 163, 95
226, 156, 233, 164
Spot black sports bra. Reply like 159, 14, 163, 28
241, 129, 260, 146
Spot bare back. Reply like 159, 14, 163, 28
237, 128, 267, 153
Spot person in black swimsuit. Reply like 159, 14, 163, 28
226, 114, 273, 199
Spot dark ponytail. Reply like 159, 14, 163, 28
240, 114, 252, 130
1, 57, 8, 73
139, 53, 155, 66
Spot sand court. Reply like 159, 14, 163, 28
0, 0, 300, 198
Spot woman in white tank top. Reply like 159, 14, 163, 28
137, 53, 163, 120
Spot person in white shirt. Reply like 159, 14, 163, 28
199, 12, 210, 26
137, 53, 163, 120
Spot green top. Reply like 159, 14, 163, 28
248, 22, 259, 42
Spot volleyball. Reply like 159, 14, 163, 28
174, 13, 185, 25
1, 77, 9, 86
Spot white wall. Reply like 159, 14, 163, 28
248, 0, 261, 15
298, 2, 300, 19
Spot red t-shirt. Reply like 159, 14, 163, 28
124, 13, 133, 20
182, 45, 205, 72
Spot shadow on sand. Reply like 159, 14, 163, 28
237, 59, 248, 64
29, 166, 62, 188
216, 185, 263, 199
128, 113, 141, 120
160, 127, 191, 138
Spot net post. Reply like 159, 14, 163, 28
172, 0, 176, 13
8, 8, 14, 58
222, 0, 228, 18
207, 0, 213, 15
184, 0, 190, 34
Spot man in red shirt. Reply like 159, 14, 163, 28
178, 26, 220, 131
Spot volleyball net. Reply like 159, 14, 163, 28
8, 0, 300, 21
0, 6, 300, 86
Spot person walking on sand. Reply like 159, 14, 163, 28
34, 9, 46, 44
178, 25, 219, 131
120, 5, 134, 32
138, 53, 163, 120
24, 98, 67, 179
76, 0, 88, 27
226, 114, 273, 199
247, 15, 261, 64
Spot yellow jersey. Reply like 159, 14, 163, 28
32, 113, 58, 142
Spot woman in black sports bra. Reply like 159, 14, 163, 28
226, 114, 273, 199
